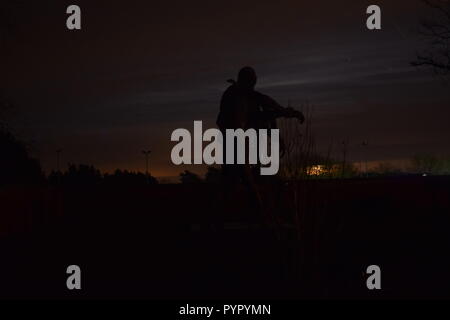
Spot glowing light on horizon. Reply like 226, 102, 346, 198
307, 165, 326, 176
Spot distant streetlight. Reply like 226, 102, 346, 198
56, 149, 63, 172
341, 139, 349, 177
362, 140, 368, 176
142, 150, 151, 176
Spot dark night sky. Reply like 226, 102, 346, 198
2, 0, 449, 177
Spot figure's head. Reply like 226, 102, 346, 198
237, 66, 257, 89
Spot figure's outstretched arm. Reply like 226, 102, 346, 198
257, 93, 305, 123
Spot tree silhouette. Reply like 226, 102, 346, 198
0, 2, 44, 186
63, 164, 103, 185
0, 128, 43, 185
104, 169, 158, 186
204, 166, 222, 184
49, 166, 159, 186
412, 0, 450, 75
179, 170, 203, 184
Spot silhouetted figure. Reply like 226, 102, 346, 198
216, 66, 304, 224
217, 67, 304, 132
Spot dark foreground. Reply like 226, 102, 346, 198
1, 176, 450, 299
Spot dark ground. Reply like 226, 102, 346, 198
1, 176, 450, 299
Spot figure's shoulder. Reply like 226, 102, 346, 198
225, 83, 239, 92
224, 84, 235, 93
222, 84, 241, 99
222, 83, 258, 101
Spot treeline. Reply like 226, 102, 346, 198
2, 125, 450, 187
0, 127, 159, 187
48, 165, 158, 186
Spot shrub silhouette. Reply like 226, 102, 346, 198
410, 153, 448, 175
